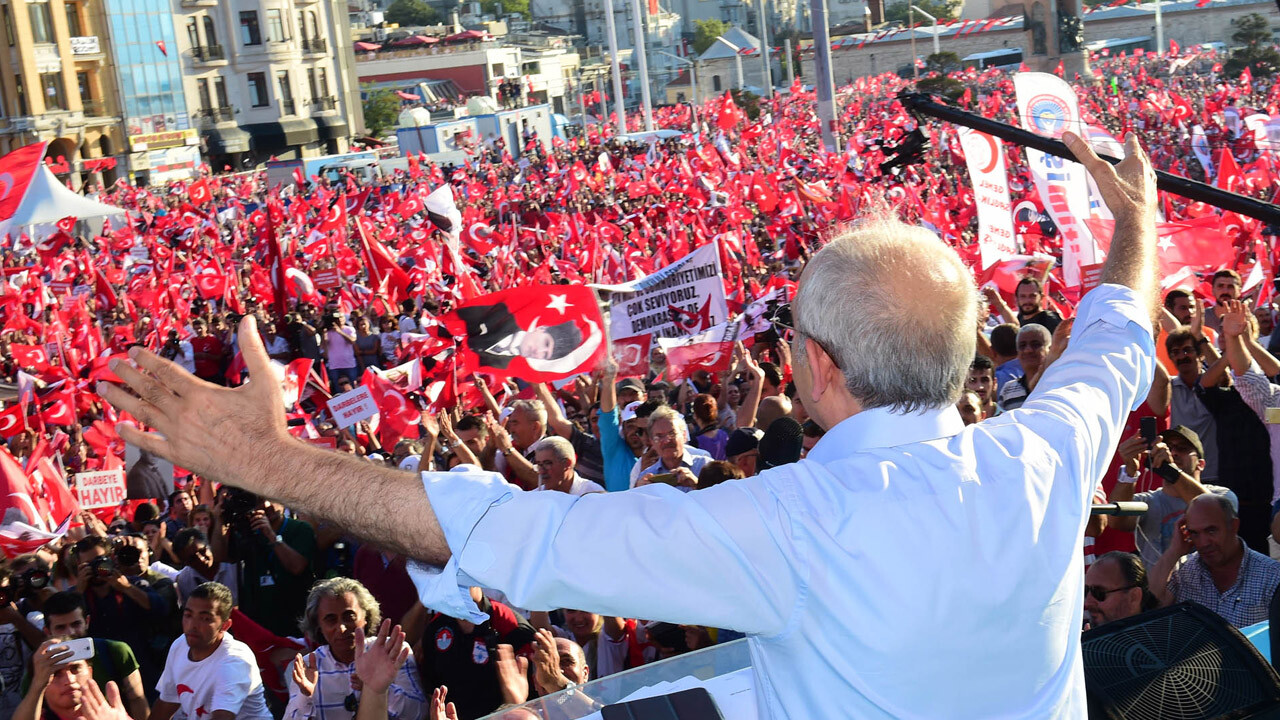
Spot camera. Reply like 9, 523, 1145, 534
114, 543, 142, 568
15, 568, 49, 592
220, 487, 265, 558
88, 555, 116, 578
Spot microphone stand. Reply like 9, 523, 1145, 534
885, 91, 1280, 231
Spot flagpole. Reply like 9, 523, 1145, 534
602, 0, 628, 137
756, 0, 773, 97
629, 0, 655, 132
809, 0, 841, 152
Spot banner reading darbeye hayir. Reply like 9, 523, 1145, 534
440, 285, 606, 382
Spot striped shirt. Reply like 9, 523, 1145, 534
283, 641, 425, 720
1168, 540, 1280, 627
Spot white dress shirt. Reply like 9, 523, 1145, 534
406, 284, 1154, 719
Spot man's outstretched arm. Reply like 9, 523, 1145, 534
97, 316, 452, 565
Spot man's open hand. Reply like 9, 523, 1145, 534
1061, 132, 1157, 225
95, 315, 289, 487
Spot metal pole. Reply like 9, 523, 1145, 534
629, 0, 655, 131
1154, 0, 1164, 54
735, 52, 744, 89
756, 0, 773, 96
602, 0, 627, 136
809, 0, 839, 151
784, 38, 794, 87
909, 5, 918, 81
690, 60, 698, 124
911, 6, 939, 57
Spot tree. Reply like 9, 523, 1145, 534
385, 0, 438, 26
916, 75, 966, 100
481, 0, 530, 18
1225, 13, 1280, 78
362, 88, 401, 138
925, 51, 961, 74
884, 0, 961, 24
692, 19, 730, 55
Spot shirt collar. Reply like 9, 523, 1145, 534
806, 405, 965, 465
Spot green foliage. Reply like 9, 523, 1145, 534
385, 0, 439, 26
729, 89, 761, 120
915, 75, 966, 100
884, 0, 961, 24
362, 88, 401, 137
925, 51, 961, 74
481, 0, 530, 18
1225, 13, 1280, 78
693, 19, 730, 55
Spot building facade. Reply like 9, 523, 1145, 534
0, 0, 125, 189
173, 0, 363, 172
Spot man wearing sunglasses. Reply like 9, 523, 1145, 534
99, 132, 1161, 719
1083, 551, 1158, 629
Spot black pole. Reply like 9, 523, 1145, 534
897, 91, 1280, 229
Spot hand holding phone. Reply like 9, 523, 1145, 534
647, 472, 679, 485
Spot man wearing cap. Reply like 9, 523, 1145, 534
725, 428, 763, 477
597, 362, 650, 492
1107, 425, 1237, 568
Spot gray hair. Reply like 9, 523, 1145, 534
793, 216, 977, 412
301, 577, 382, 645
510, 399, 547, 426
647, 405, 688, 440
1017, 323, 1052, 345
533, 435, 576, 465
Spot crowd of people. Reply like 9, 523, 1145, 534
0, 46, 1277, 719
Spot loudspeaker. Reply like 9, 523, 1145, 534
1083, 602, 1280, 719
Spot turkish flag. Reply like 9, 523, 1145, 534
354, 214, 412, 304
9, 344, 49, 370
55, 216, 77, 234
441, 285, 606, 382
977, 255, 1056, 295
1090, 218, 1235, 276
360, 369, 421, 448
278, 358, 313, 409
30, 457, 78, 529
0, 405, 25, 438
1216, 148, 1245, 193
40, 396, 75, 426
188, 178, 212, 206
0, 143, 47, 224
194, 273, 228, 300
611, 336, 651, 378
0, 446, 61, 556
658, 321, 738, 382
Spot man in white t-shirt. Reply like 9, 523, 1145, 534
531, 436, 604, 496
151, 582, 271, 720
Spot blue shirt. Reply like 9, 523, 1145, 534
995, 356, 1024, 393
597, 407, 638, 492
407, 284, 1154, 719
639, 448, 712, 481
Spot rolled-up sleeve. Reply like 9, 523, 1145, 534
1017, 283, 1155, 502
1232, 361, 1280, 420
406, 466, 802, 633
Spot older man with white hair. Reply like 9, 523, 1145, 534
997, 323, 1051, 411
636, 406, 710, 490
99, 131, 1160, 719
532, 436, 605, 496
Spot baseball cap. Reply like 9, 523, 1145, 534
1161, 426, 1205, 457
620, 401, 643, 423
725, 427, 764, 458
399, 455, 421, 472
616, 377, 645, 394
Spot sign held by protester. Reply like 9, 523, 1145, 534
74, 470, 125, 510
958, 128, 1017, 269
593, 244, 729, 341
327, 384, 380, 427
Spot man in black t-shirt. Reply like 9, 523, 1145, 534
419, 588, 536, 720
1015, 277, 1062, 334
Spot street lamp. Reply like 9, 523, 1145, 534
910, 5, 941, 57
720, 39, 747, 90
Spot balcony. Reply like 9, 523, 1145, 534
301, 37, 327, 54
281, 99, 296, 115
192, 44, 226, 62
311, 96, 336, 111
69, 36, 101, 56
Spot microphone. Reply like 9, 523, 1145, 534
1089, 502, 1149, 517
759, 417, 803, 471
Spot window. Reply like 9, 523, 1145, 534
297, 11, 307, 39
40, 72, 65, 111
186, 17, 200, 49
239, 11, 260, 46
276, 70, 293, 113
76, 70, 89, 100
492, 63, 504, 76
712, 74, 721, 91
213, 76, 227, 108
306, 11, 318, 39
14, 74, 24, 115
3, 6, 13, 46
247, 71, 268, 106
64, 2, 81, 36
28, 2, 53, 43
317, 68, 329, 97
203, 16, 217, 47
306, 67, 317, 98
266, 9, 285, 42
197, 78, 211, 112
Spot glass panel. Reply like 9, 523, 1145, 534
239, 11, 260, 46
64, 2, 82, 36
28, 3, 52, 44
266, 9, 284, 42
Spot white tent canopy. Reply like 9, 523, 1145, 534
8, 165, 124, 226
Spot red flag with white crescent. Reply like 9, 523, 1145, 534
657, 321, 739, 382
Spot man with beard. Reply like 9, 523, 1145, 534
1166, 329, 1222, 482
1204, 269, 1242, 336
285, 578, 424, 720
74, 536, 168, 695
1083, 552, 1158, 629
1014, 277, 1062, 333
